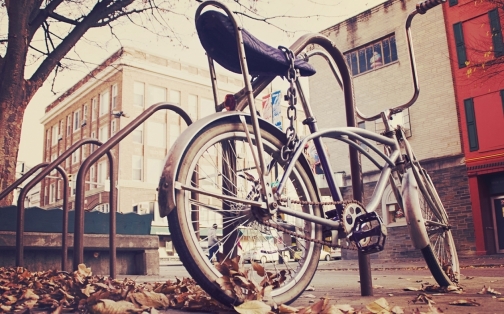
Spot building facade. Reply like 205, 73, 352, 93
308, 0, 475, 258
39, 47, 246, 255
443, 0, 504, 254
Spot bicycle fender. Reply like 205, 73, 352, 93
157, 111, 318, 218
401, 168, 429, 249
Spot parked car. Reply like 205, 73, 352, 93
293, 247, 342, 261
242, 248, 279, 264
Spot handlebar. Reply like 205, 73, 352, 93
356, 0, 446, 122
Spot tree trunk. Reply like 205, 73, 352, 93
0, 97, 28, 206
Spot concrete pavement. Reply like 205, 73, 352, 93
121, 254, 504, 313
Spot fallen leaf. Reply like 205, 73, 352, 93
391, 305, 404, 314
366, 297, 390, 313
89, 299, 139, 314
234, 300, 272, 314
278, 304, 300, 313
130, 290, 169, 308
403, 287, 420, 291
305, 285, 315, 291
449, 299, 481, 306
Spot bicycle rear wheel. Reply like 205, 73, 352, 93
410, 161, 460, 286
168, 120, 323, 306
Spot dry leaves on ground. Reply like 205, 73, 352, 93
0, 264, 227, 313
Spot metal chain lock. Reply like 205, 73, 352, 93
279, 46, 300, 161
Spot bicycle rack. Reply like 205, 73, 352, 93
73, 103, 192, 277
0, 103, 191, 278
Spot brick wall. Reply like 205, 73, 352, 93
308, 0, 461, 176
340, 157, 475, 260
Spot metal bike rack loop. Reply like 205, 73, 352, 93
13, 138, 106, 271
73, 103, 192, 277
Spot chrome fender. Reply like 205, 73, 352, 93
401, 168, 429, 249
157, 111, 317, 218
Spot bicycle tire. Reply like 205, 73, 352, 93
410, 162, 460, 286
168, 120, 323, 306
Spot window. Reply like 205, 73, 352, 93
46, 129, 50, 149
132, 155, 143, 181
453, 23, 467, 68
147, 121, 166, 148
489, 9, 504, 58
382, 185, 405, 226
51, 153, 57, 174
169, 90, 181, 105
90, 165, 96, 189
99, 125, 109, 143
111, 120, 117, 136
97, 162, 107, 185
464, 98, 479, 151
92, 98, 97, 121
134, 82, 145, 107
147, 158, 163, 184
200, 98, 214, 117
449, 0, 457, 6
100, 91, 110, 116
375, 109, 412, 138
66, 115, 72, 136
149, 85, 166, 105
188, 94, 198, 119
58, 121, 63, 137
501, 90, 504, 114
49, 183, 55, 204
72, 148, 80, 164
51, 126, 58, 145
57, 182, 62, 200
83, 104, 88, 124
345, 34, 398, 76
112, 84, 118, 108
357, 121, 368, 151
91, 131, 96, 153
73, 110, 81, 132
132, 124, 143, 144
71, 175, 76, 196
168, 123, 180, 148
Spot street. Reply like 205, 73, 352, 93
145, 262, 504, 313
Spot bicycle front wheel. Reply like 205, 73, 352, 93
411, 162, 460, 286
168, 120, 323, 306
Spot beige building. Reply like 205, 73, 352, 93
39, 47, 247, 244
308, 0, 475, 257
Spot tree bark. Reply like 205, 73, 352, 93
0, 0, 34, 206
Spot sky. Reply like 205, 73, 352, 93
19, 0, 386, 168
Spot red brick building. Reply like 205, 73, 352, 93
443, 0, 504, 254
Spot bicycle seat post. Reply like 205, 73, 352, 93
195, 1, 275, 210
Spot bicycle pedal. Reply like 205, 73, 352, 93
348, 212, 387, 255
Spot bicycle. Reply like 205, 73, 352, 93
157, 0, 459, 306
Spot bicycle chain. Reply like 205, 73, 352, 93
254, 199, 366, 251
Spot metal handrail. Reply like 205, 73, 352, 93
0, 163, 49, 201
73, 102, 192, 276
13, 138, 106, 271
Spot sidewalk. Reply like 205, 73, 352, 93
316, 254, 504, 271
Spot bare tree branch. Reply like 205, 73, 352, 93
27, 0, 133, 98
28, 0, 65, 42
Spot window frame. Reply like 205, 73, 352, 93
344, 34, 398, 76
73, 109, 81, 132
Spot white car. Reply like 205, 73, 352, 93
242, 248, 279, 264
320, 248, 342, 261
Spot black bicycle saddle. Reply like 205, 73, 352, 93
196, 10, 316, 77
